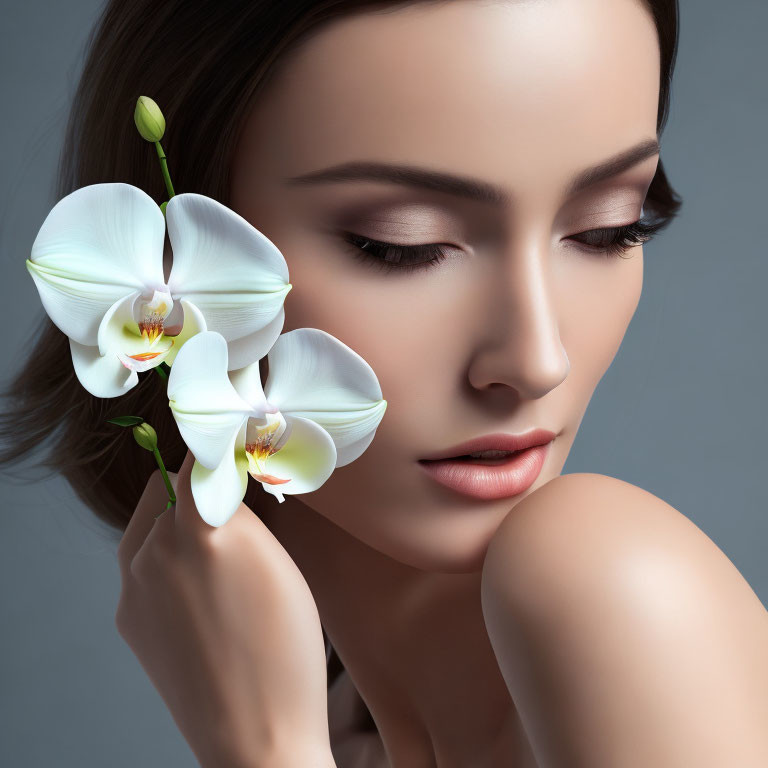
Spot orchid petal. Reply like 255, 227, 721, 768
264, 328, 387, 465
323, 425, 381, 468
255, 415, 337, 499
69, 338, 138, 398
173, 290, 289, 346
190, 423, 249, 527
165, 193, 290, 341
163, 299, 207, 366
26, 263, 134, 348
229, 360, 269, 412
28, 183, 166, 345
168, 331, 253, 469
225, 307, 285, 371
292, 401, 389, 467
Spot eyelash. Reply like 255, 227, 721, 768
341, 217, 665, 274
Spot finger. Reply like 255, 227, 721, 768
117, 468, 177, 574
172, 448, 217, 534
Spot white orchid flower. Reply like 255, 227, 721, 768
27, 183, 291, 398
167, 330, 387, 527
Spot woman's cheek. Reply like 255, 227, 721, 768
560, 251, 643, 384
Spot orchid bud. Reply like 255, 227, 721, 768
134, 96, 166, 142
133, 422, 158, 452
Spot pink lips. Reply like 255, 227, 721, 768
418, 430, 555, 500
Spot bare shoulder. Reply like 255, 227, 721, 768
481, 472, 768, 767
483, 472, 766, 611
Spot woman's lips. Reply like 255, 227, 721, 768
417, 442, 551, 500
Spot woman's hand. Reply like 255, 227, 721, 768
115, 450, 337, 768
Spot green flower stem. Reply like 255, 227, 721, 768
156, 499, 174, 520
152, 445, 176, 510
154, 364, 168, 382
154, 140, 175, 200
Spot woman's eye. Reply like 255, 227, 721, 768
340, 216, 666, 272
341, 232, 450, 273
569, 217, 664, 258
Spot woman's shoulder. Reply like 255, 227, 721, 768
481, 470, 767, 622
480, 472, 768, 766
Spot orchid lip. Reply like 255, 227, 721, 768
244, 412, 292, 485
249, 472, 291, 485
419, 429, 557, 462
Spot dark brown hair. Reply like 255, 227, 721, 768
0, 0, 681, 712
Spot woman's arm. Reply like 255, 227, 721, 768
480, 472, 768, 768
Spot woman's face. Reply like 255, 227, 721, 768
230, 0, 661, 571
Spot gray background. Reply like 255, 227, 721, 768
1, 0, 766, 765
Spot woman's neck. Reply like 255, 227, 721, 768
256, 495, 530, 767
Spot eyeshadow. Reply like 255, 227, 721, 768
333, 202, 461, 242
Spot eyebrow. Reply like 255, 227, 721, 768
285, 138, 660, 205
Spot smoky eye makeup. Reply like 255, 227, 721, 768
323, 199, 467, 274
338, 230, 456, 274
319, 183, 660, 276
335, 214, 663, 274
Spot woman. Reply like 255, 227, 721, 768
3, 0, 767, 766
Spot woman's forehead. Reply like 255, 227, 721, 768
240, 0, 659, 195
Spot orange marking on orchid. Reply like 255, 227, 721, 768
129, 351, 163, 362
250, 472, 291, 485
245, 432, 290, 485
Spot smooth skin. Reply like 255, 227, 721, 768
482, 473, 768, 767
116, 455, 337, 768
117, 0, 768, 766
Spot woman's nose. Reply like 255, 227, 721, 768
466, 237, 570, 401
